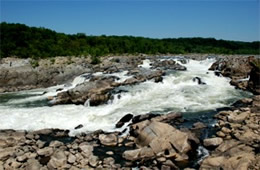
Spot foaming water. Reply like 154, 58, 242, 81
0, 57, 251, 135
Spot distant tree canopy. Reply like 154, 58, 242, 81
0, 22, 259, 59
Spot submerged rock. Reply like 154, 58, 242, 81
192, 77, 206, 85
74, 124, 83, 129
116, 113, 134, 128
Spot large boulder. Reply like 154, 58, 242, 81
209, 56, 257, 91
123, 69, 165, 85
209, 56, 253, 78
52, 76, 118, 105
248, 58, 260, 94
123, 120, 196, 163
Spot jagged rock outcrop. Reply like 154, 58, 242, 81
0, 57, 92, 92
209, 56, 260, 94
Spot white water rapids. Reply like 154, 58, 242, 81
0, 57, 251, 135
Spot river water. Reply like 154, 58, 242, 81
0, 57, 251, 135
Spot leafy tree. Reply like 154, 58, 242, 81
0, 22, 259, 59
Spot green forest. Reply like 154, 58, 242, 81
1, 22, 259, 59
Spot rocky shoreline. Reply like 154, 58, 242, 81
0, 54, 260, 169
200, 95, 260, 170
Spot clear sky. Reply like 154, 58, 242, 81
0, 0, 259, 42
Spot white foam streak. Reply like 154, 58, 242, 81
139, 59, 152, 69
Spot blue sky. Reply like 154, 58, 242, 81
0, 0, 259, 42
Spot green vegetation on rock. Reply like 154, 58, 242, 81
1, 22, 259, 59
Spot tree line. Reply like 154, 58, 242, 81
1, 22, 259, 59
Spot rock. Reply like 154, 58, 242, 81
89, 155, 99, 167
16, 154, 27, 162
106, 151, 114, 155
79, 143, 93, 158
222, 153, 255, 170
116, 113, 133, 128
36, 140, 45, 149
164, 160, 178, 169
0, 130, 26, 146
47, 96, 54, 100
3, 158, 22, 169
161, 165, 171, 170
132, 113, 159, 124
228, 111, 249, 123
192, 122, 206, 129
192, 77, 206, 85
53, 77, 116, 105
0, 161, 3, 170
209, 56, 252, 78
122, 77, 141, 85
99, 134, 117, 146
125, 120, 193, 162
68, 153, 76, 164
221, 127, 231, 134
74, 124, 83, 129
0, 147, 16, 161
233, 129, 260, 147
0, 57, 92, 92
216, 140, 241, 153
89, 93, 110, 106
26, 158, 42, 170
37, 147, 53, 156
47, 150, 67, 169
25, 152, 37, 160
49, 140, 63, 148
33, 129, 52, 135
151, 60, 187, 71
25, 133, 35, 139
70, 166, 81, 170
203, 137, 223, 147
154, 76, 163, 83
139, 146, 154, 159
151, 112, 182, 123
248, 58, 260, 94
200, 156, 225, 169
123, 149, 142, 161
157, 157, 166, 162
103, 157, 115, 166
134, 121, 191, 154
